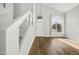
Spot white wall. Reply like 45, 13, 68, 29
6, 23, 19, 55
35, 3, 64, 36
0, 3, 13, 28
0, 3, 13, 54
13, 3, 33, 19
65, 5, 79, 42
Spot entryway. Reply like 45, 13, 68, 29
50, 14, 64, 37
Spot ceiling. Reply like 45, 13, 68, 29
44, 3, 79, 13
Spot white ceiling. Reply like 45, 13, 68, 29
44, 3, 79, 13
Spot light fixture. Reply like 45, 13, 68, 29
37, 3, 43, 20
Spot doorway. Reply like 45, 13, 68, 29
50, 14, 64, 37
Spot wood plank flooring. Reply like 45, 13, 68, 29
28, 37, 79, 55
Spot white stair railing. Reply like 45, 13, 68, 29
0, 11, 35, 55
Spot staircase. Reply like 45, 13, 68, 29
0, 11, 35, 55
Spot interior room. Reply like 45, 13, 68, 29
0, 3, 79, 55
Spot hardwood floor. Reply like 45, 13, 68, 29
28, 37, 79, 55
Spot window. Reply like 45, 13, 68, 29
52, 16, 63, 23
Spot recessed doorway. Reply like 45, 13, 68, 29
50, 14, 64, 37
